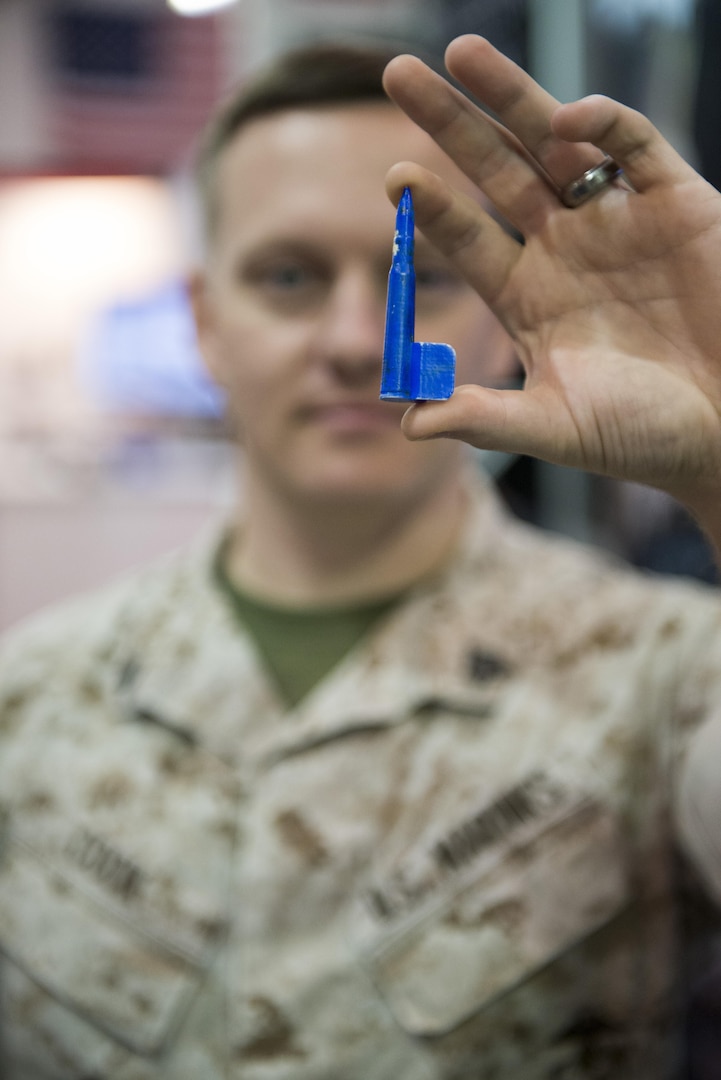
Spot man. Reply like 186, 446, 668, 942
1, 37, 721, 1080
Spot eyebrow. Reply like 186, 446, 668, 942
234, 238, 331, 271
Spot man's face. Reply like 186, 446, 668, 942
194, 101, 512, 509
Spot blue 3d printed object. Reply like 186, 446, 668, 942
379, 186, 456, 401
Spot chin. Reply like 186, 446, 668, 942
282, 462, 398, 496
270, 441, 459, 507
291, 463, 446, 510
300, 479, 412, 505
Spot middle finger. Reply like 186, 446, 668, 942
445, 35, 604, 190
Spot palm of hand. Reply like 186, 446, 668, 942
499, 175, 721, 496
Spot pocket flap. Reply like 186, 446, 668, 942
0, 832, 208, 1057
362, 800, 629, 1036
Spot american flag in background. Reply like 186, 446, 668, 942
45, 6, 227, 174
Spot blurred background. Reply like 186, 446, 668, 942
0, 0, 717, 631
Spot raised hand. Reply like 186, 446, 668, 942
383, 35, 721, 537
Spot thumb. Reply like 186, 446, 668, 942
401, 384, 579, 467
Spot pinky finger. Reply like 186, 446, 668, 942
550, 95, 696, 194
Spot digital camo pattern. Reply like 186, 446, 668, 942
1, 475, 721, 1079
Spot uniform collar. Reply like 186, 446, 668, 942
119, 466, 512, 769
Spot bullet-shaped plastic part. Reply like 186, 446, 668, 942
380, 187, 455, 402
380, 188, 415, 400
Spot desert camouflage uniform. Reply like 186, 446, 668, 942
1, 475, 721, 1079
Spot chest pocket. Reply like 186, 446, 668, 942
356, 786, 630, 1037
0, 807, 233, 1073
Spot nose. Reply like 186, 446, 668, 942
315, 270, 385, 384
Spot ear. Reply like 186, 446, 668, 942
187, 268, 227, 389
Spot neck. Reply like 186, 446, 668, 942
224, 467, 468, 607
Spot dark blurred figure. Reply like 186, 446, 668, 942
679, 858, 721, 1080
633, 505, 719, 586
686, 961, 721, 1080
693, 0, 721, 192
440, 0, 528, 71
585, 0, 655, 109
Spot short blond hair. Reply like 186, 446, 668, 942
195, 41, 403, 239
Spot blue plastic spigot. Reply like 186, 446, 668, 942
379, 187, 456, 402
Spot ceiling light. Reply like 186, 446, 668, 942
167, 0, 238, 16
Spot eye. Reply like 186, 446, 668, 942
415, 262, 466, 312
263, 263, 315, 290
415, 263, 461, 291
242, 255, 328, 313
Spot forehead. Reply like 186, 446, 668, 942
212, 102, 475, 244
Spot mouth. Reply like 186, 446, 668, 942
301, 400, 406, 435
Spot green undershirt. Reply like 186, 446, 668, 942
212, 538, 403, 709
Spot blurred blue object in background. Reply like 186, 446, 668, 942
79, 278, 225, 418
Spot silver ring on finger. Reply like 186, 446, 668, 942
560, 157, 623, 209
